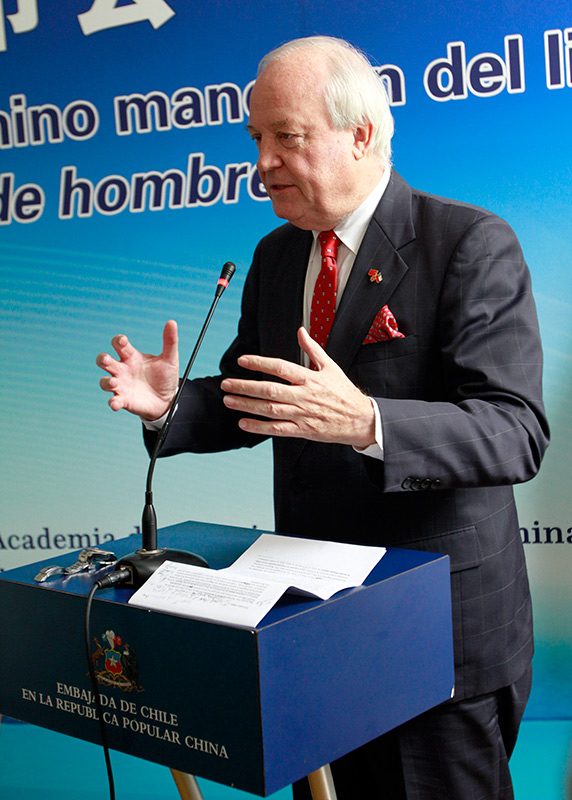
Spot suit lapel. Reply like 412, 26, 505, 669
327, 171, 415, 372
285, 171, 416, 464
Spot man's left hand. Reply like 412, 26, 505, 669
221, 327, 376, 448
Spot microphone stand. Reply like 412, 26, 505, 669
115, 262, 236, 588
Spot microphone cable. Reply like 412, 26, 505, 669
83, 568, 131, 800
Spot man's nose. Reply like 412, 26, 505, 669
256, 139, 283, 172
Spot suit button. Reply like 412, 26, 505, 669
401, 477, 414, 490
411, 478, 423, 491
430, 479, 441, 490
421, 479, 432, 490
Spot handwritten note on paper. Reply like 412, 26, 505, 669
128, 534, 386, 628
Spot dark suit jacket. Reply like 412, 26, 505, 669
146, 171, 549, 701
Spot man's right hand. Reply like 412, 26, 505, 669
96, 320, 180, 421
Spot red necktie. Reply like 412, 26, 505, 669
310, 230, 340, 353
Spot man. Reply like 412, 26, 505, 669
97, 36, 549, 799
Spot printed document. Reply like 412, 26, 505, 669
128, 534, 385, 627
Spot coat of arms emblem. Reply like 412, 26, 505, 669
91, 629, 143, 692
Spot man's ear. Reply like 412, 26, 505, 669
352, 121, 374, 159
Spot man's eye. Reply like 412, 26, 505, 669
278, 133, 299, 146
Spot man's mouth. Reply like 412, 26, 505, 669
270, 183, 294, 193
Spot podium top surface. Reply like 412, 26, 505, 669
0, 519, 447, 630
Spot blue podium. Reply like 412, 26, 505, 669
0, 520, 454, 797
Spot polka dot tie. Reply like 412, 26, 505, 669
310, 230, 340, 357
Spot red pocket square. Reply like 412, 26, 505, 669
363, 305, 405, 343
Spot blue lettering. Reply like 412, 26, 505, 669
205, 83, 243, 125
131, 170, 186, 211
248, 168, 268, 201
224, 162, 250, 204
0, 173, 44, 225
187, 153, 223, 206
544, 28, 572, 90
424, 36, 525, 101
467, 53, 506, 96
59, 166, 93, 219
171, 88, 205, 129
424, 42, 467, 101
0, 95, 98, 147
95, 175, 130, 215
114, 92, 171, 135
375, 65, 406, 106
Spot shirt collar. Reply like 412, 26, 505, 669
313, 167, 391, 255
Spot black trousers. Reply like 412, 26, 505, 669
293, 665, 532, 800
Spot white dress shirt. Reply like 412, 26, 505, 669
303, 168, 391, 334
304, 169, 392, 460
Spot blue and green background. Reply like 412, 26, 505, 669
1, 1, 571, 796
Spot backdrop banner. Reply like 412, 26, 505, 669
1, 0, 571, 721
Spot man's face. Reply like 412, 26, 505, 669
247, 53, 367, 231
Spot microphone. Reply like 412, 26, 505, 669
114, 262, 236, 588
215, 260, 236, 298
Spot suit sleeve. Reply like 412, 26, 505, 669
370, 213, 549, 493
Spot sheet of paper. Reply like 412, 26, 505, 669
128, 560, 291, 628
224, 533, 386, 599
128, 534, 386, 627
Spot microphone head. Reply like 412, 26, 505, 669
220, 261, 236, 281
215, 261, 236, 296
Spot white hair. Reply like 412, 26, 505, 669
258, 36, 394, 167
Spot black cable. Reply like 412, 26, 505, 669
83, 569, 131, 800
142, 261, 236, 552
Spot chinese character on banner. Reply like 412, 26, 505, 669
78, 0, 175, 36
0, 0, 38, 52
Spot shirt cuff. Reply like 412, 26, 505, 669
141, 407, 173, 431
353, 397, 384, 460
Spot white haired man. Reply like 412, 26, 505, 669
98, 36, 548, 799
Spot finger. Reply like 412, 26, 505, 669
161, 320, 179, 363
96, 352, 111, 370
111, 333, 137, 361
237, 417, 302, 437
96, 353, 120, 376
223, 393, 300, 419
221, 376, 302, 402
108, 394, 125, 412
297, 326, 330, 371
235, 353, 309, 384
99, 375, 118, 393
